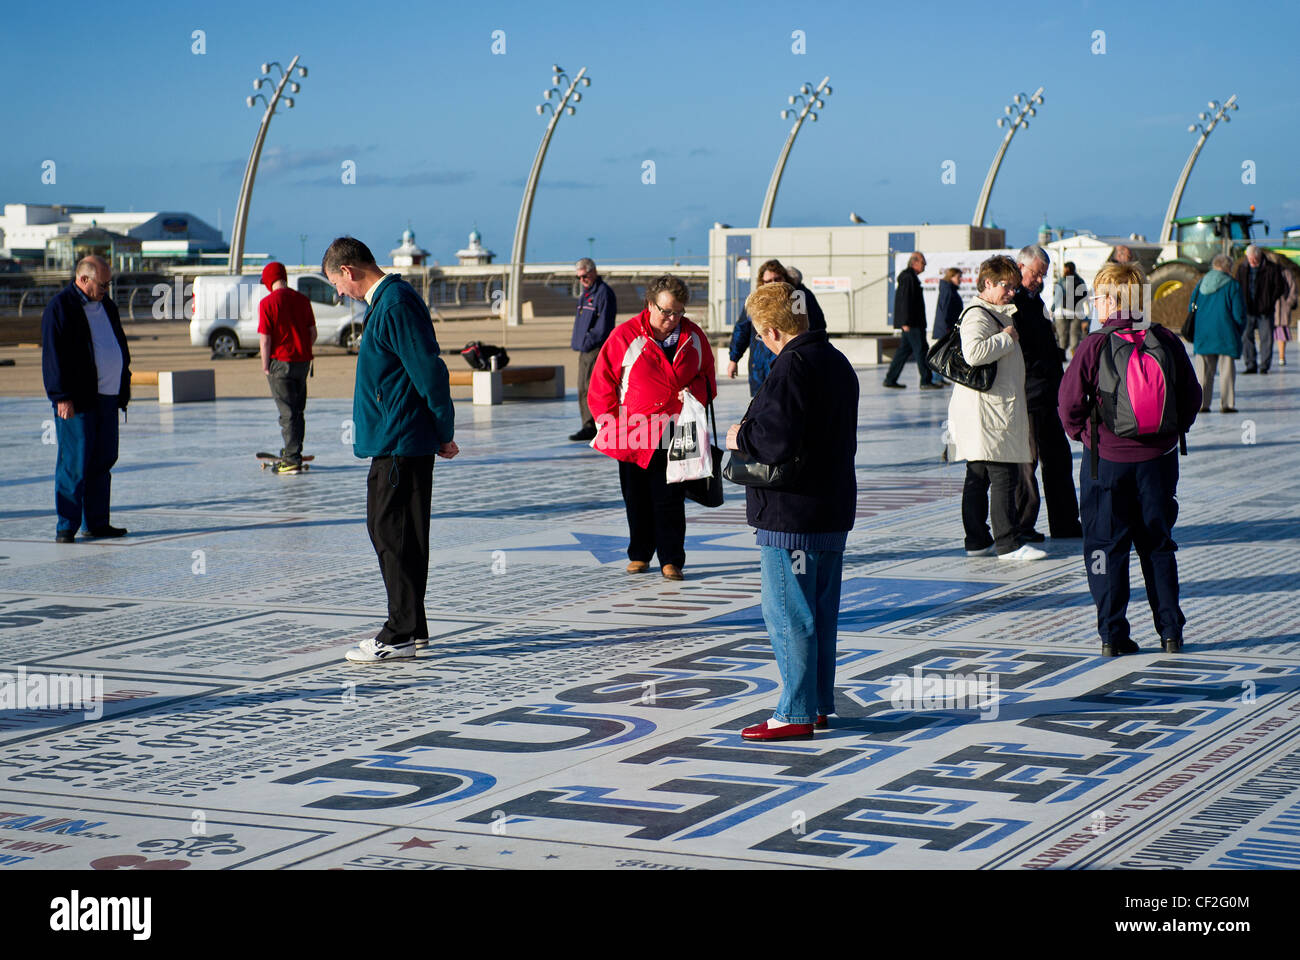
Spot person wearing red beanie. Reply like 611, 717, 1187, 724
257, 262, 316, 473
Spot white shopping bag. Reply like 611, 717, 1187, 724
666, 389, 713, 483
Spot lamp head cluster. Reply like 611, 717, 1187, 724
1187, 97, 1238, 135
996, 89, 1043, 129
535, 64, 590, 117
779, 79, 831, 122
246, 59, 308, 112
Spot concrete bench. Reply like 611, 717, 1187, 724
831, 336, 902, 366
447, 365, 565, 405
131, 369, 216, 404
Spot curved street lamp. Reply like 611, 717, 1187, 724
758, 77, 831, 229
228, 55, 308, 274
972, 86, 1043, 228
506, 64, 590, 326
1159, 95, 1239, 244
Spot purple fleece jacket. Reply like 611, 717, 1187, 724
1058, 319, 1202, 463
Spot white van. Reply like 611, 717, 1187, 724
189, 272, 365, 356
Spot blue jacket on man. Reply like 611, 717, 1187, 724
42, 283, 131, 412
352, 274, 454, 458
570, 278, 617, 353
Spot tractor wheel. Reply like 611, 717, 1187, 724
1149, 262, 1205, 335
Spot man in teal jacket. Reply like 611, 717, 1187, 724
1189, 254, 1247, 413
323, 237, 458, 663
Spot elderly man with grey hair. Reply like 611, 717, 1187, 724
1188, 253, 1247, 412
569, 257, 618, 441
1234, 244, 1285, 374
41, 255, 132, 542
1010, 244, 1082, 541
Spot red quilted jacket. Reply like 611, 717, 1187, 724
587, 309, 715, 468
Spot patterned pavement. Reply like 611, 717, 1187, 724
1, 365, 1298, 871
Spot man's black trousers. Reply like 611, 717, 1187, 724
367, 455, 434, 645
1015, 404, 1082, 538
883, 327, 934, 386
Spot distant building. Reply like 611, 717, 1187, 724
0, 203, 226, 269
390, 228, 430, 267
456, 226, 494, 265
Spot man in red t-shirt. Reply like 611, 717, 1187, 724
258, 262, 316, 473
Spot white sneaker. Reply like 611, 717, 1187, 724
345, 637, 418, 664
965, 546, 995, 557
998, 545, 1047, 561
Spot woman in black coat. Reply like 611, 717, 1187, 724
725, 282, 859, 741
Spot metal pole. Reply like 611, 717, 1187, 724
972, 86, 1043, 228
229, 55, 300, 275
758, 76, 830, 230
1160, 94, 1238, 244
507, 66, 588, 327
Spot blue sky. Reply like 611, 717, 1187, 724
4, 0, 1298, 267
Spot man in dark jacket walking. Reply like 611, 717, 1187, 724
323, 237, 458, 664
1012, 245, 1082, 541
41, 256, 131, 543
883, 252, 940, 389
1235, 245, 1285, 374
569, 258, 617, 441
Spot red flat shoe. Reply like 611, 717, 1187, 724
815, 715, 829, 729
742, 721, 814, 741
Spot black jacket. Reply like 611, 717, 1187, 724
735, 329, 858, 534
1011, 287, 1062, 410
893, 267, 925, 330
933, 279, 962, 340
793, 283, 827, 332
1235, 258, 1285, 316
41, 283, 131, 412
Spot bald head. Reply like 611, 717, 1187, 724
74, 255, 111, 302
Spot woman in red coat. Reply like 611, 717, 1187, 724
587, 275, 716, 580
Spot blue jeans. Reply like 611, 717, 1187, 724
1079, 448, 1185, 645
760, 546, 843, 724
54, 394, 120, 534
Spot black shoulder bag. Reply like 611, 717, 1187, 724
926, 304, 998, 392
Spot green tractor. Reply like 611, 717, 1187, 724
1149, 212, 1300, 334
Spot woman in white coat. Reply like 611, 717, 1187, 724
948, 255, 1046, 561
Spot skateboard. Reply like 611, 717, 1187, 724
256, 452, 315, 471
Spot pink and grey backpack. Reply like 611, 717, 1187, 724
1090, 326, 1186, 477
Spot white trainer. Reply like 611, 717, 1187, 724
998, 545, 1048, 561
345, 637, 418, 664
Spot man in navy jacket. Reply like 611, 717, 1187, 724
569, 258, 617, 441
41, 256, 131, 542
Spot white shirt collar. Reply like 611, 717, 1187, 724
364, 274, 387, 305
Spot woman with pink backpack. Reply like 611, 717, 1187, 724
1058, 262, 1202, 657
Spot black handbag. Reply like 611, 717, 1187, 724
926, 305, 997, 392
720, 393, 804, 489
1181, 299, 1197, 341
683, 399, 725, 507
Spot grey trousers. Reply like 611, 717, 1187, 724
1195, 353, 1236, 410
1242, 313, 1274, 371
268, 359, 310, 462
577, 348, 601, 430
